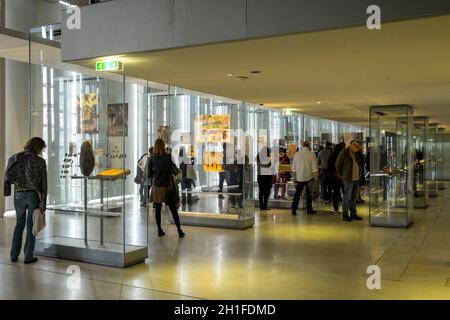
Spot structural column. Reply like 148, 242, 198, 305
0, 57, 5, 218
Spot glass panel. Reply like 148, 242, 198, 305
369, 105, 413, 228
412, 117, 429, 208
427, 123, 438, 196
152, 86, 254, 229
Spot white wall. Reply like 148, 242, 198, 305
5, 0, 61, 33
0, 58, 5, 217
4, 59, 30, 210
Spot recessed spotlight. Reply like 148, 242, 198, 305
317, 101, 322, 104
227, 73, 234, 77
236, 76, 248, 81
250, 70, 262, 74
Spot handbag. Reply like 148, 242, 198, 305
32, 208, 46, 237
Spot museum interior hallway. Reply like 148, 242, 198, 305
1, 186, 450, 300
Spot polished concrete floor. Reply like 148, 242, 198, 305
1, 185, 450, 299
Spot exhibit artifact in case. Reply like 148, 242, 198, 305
369, 105, 413, 228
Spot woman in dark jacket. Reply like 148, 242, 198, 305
4, 137, 47, 264
328, 143, 345, 214
147, 139, 185, 238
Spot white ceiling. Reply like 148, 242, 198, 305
72, 14, 450, 129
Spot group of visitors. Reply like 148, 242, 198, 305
256, 139, 367, 222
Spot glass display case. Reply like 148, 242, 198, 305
28, 37, 149, 267
427, 123, 438, 197
412, 117, 429, 208
369, 105, 413, 228
154, 86, 255, 229
437, 128, 446, 190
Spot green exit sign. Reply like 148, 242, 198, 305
96, 60, 123, 72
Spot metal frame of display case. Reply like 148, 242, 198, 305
369, 105, 413, 228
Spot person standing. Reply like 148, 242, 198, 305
218, 143, 227, 199
257, 146, 274, 211
356, 149, 366, 204
291, 141, 318, 215
147, 139, 185, 238
274, 146, 291, 200
328, 143, 345, 214
135, 147, 153, 207
4, 137, 47, 264
335, 139, 364, 222
317, 142, 333, 204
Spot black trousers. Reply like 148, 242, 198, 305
218, 171, 226, 192
154, 203, 182, 232
257, 175, 273, 209
291, 181, 313, 212
331, 180, 344, 212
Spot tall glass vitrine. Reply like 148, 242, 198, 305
412, 117, 429, 208
427, 123, 438, 197
28, 35, 149, 267
369, 105, 413, 228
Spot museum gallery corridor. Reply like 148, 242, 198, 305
1, 187, 450, 300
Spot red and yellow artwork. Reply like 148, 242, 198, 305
196, 115, 230, 143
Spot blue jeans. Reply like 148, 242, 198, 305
343, 181, 359, 217
11, 191, 40, 261
139, 183, 149, 203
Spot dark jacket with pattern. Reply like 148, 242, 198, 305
4, 150, 48, 210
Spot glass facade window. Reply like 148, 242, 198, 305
369, 105, 413, 228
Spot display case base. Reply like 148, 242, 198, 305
370, 221, 413, 228
173, 212, 254, 229
35, 236, 148, 268
429, 191, 439, 198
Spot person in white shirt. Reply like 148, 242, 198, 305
291, 141, 319, 215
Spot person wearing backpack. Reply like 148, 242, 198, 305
4, 137, 47, 264
135, 147, 153, 207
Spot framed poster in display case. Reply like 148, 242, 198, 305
77, 93, 98, 134
107, 103, 128, 137
369, 105, 413, 228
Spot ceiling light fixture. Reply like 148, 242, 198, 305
250, 70, 262, 74
59, 1, 75, 7
317, 101, 322, 104
227, 73, 234, 77
236, 76, 248, 81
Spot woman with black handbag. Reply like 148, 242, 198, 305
146, 139, 185, 238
